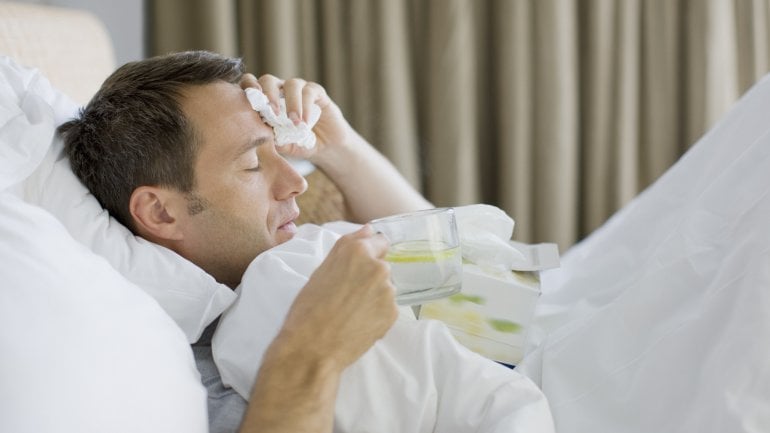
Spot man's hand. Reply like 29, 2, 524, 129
240, 72, 432, 223
239, 73, 354, 162
239, 225, 396, 433
274, 223, 397, 369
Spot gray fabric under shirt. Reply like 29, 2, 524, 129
193, 321, 248, 433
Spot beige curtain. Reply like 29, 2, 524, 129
149, 0, 770, 251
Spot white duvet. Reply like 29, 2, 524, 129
518, 75, 770, 432
212, 222, 555, 433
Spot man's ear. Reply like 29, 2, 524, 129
129, 186, 185, 242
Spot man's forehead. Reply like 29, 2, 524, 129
182, 82, 272, 137
180, 80, 249, 117
178, 82, 274, 165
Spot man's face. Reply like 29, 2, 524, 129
175, 80, 307, 287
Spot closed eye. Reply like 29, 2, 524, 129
234, 136, 270, 172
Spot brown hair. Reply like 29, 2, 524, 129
58, 50, 244, 231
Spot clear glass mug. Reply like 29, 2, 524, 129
370, 208, 462, 305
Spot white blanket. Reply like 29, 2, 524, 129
518, 74, 770, 432
212, 222, 554, 433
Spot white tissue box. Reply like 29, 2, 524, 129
418, 263, 540, 365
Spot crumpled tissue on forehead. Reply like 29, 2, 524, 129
245, 87, 321, 149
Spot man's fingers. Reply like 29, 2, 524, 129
302, 82, 329, 122
254, 75, 330, 124
369, 232, 390, 258
239, 73, 259, 90
348, 224, 390, 258
350, 223, 375, 238
282, 78, 307, 125
257, 74, 284, 114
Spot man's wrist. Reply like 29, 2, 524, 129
263, 328, 345, 377
310, 130, 369, 173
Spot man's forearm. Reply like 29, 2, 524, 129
311, 131, 432, 222
239, 334, 341, 433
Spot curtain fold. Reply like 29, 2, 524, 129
149, 0, 237, 56
148, 0, 770, 250
423, 0, 480, 205
532, 0, 580, 245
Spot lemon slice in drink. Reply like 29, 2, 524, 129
385, 240, 460, 263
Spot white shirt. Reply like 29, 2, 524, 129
212, 223, 554, 433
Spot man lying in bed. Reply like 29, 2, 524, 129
58, 51, 553, 433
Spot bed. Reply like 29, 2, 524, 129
2, 2, 768, 433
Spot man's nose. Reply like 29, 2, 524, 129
271, 151, 308, 199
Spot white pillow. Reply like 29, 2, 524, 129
0, 60, 55, 192
0, 192, 208, 433
0, 55, 236, 342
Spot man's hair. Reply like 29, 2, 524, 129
58, 50, 245, 231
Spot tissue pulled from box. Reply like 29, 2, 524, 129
454, 205, 559, 272
245, 87, 321, 149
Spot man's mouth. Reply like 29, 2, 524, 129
277, 211, 299, 233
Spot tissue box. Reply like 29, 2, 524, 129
418, 263, 540, 365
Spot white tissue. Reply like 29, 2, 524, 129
454, 204, 526, 271
245, 87, 322, 149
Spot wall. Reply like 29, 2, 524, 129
13, 0, 144, 65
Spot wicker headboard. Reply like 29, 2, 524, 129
0, 2, 115, 106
